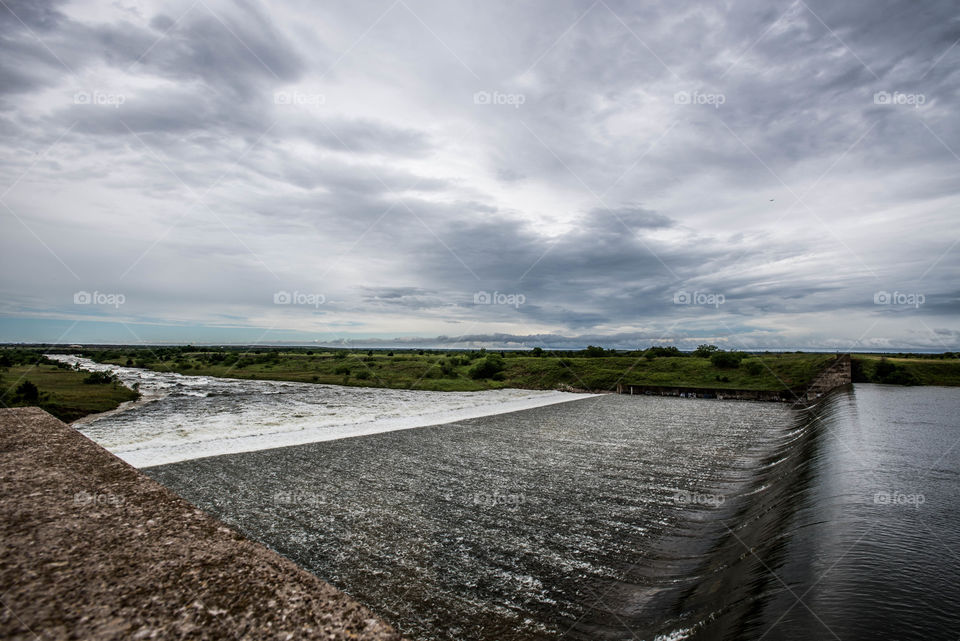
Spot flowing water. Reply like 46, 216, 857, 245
55, 356, 960, 639
48, 355, 589, 467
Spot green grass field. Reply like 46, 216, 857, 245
6, 347, 956, 420
852, 354, 960, 387
79, 347, 840, 394
0, 362, 140, 422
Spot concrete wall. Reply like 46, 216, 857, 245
0, 407, 406, 641
802, 354, 852, 401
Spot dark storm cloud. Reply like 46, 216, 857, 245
0, 0, 958, 348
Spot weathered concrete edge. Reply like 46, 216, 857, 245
0, 407, 409, 641
798, 354, 852, 403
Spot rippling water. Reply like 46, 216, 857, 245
59, 355, 960, 639
145, 393, 793, 640
737, 384, 960, 639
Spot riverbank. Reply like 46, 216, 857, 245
0, 353, 138, 422
58, 346, 838, 393
0, 407, 406, 641
851, 353, 960, 386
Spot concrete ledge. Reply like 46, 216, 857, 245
0, 407, 406, 641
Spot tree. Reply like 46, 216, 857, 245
693, 344, 719, 358
83, 371, 116, 385
531, 347, 544, 357
711, 351, 745, 369
15, 380, 39, 403
644, 346, 682, 360
469, 355, 506, 379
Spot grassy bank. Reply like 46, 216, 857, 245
55, 346, 842, 394
852, 354, 960, 387
0, 351, 139, 422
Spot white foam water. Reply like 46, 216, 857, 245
49, 355, 597, 467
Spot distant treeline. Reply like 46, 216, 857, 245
22, 343, 957, 358
40, 343, 835, 358
51, 343, 769, 366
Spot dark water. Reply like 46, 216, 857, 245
738, 384, 960, 640
146, 385, 960, 640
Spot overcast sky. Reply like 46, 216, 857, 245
1, 0, 958, 349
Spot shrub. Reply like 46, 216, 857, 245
883, 369, 919, 385
583, 345, 609, 357
439, 359, 458, 377
693, 344, 720, 358
644, 346, 683, 359
873, 359, 920, 385
874, 359, 897, 379
83, 371, 116, 385
469, 355, 506, 379
14, 380, 39, 402
742, 360, 764, 376
711, 351, 745, 369
334, 365, 351, 375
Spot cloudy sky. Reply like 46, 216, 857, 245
1, 0, 958, 350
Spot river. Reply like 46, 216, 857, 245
53, 356, 960, 639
